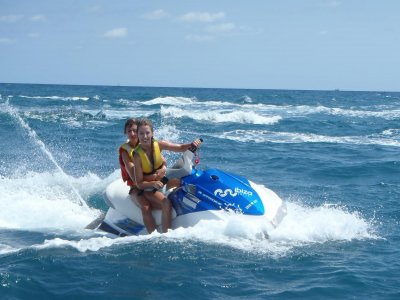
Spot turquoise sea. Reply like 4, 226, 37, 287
0, 83, 399, 299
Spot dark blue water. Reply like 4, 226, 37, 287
1, 83, 399, 299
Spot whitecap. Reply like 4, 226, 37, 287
219, 130, 400, 147
161, 106, 281, 125
142, 96, 197, 106
19, 95, 90, 101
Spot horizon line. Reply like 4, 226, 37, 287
1, 81, 399, 94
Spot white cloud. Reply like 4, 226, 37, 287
185, 34, 215, 42
103, 27, 128, 38
206, 23, 235, 33
0, 15, 23, 22
143, 9, 169, 20
30, 15, 46, 22
0, 38, 16, 44
180, 11, 225, 23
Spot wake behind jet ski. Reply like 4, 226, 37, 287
87, 142, 287, 237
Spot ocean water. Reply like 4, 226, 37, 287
0, 83, 399, 299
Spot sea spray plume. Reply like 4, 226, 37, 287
1, 98, 90, 210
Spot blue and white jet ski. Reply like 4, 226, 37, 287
88, 144, 287, 237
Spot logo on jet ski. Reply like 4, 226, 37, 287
214, 188, 237, 197
214, 188, 253, 198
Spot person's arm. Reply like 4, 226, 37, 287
123, 150, 166, 183
153, 156, 167, 180
133, 153, 165, 190
121, 151, 136, 184
158, 139, 201, 152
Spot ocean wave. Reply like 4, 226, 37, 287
20, 109, 110, 128
141, 96, 197, 106
19, 95, 90, 101
0, 244, 19, 255
242, 95, 253, 103
325, 106, 400, 120
251, 104, 400, 120
161, 106, 281, 125
143, 97, 400, 121
382, 128, 400, 136
219, 130, 400, 147
8, 94, 400, 126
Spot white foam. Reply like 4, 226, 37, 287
0, 244, 19, 255
162, 201, 376, 256
328, 107, 400, 120
270, 202, 375, 243
35, 236, 138, 252
142, 96, 196, 106
148, 99, 400, 121
382, 128, 400, 137
3, 101, 91, 208
243, 103, 396, 120
19, 95, 90, 101
219, 130, 400, 147
161, 106, 281, 125
8, 199, 376, 258
242, 95, 253, 103
0, 171, 104, 231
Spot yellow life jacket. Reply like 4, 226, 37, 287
135, 140, 163, 175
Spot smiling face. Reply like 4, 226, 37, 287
137, 124, 153, 147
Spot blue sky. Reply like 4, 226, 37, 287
1, 0, 399, 91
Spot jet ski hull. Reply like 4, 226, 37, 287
91, 150, 287, 237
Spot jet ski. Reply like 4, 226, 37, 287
87, 142, 287, 237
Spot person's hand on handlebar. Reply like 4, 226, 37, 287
189, 138, 202, 152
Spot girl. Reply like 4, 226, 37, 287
133, 118, 201, 233
119, 118, 167, 233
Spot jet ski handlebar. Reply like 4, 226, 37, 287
188, 138, 203, 153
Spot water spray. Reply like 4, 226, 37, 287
2, 98, 90, 210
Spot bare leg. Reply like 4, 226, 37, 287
144, 191, 172, 233
130, 192, 156, 234
161, 196, 172, 233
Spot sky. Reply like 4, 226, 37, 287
1, 0, 400, 91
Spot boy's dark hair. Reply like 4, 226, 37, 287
124, 118, 139, 134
